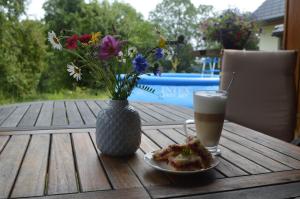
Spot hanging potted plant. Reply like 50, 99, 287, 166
200, 9, 259, 50
47, 29, 175, 156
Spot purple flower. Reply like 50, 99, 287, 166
133, 54, 148, 73
99, 35, 121, 60
155, 48, 164, 59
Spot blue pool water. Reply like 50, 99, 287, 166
128, 73, 220, 108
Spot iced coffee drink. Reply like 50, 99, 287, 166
193, 90, 227, 154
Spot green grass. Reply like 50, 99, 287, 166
0, 88, 109, 105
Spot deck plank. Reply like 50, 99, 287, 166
52, 101, 68, 126
76, 101, 96, 125
18, 103, 42, 127
12, 134, 50, 198
72, 133, 111, 192
1, 105, 29, 127
65, 101, 84, 126
35, 101, 53, 127
48, 134, 78, 195
0, 135, 30, 198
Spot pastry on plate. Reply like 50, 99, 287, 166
153, 137, 213, 170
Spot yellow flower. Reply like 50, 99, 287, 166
90, 32, 101, 44
158, 36, 166, 48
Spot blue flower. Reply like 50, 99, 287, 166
133, 54, 148, 73
155, 48, 164, 60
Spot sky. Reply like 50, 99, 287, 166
26, 0, 265, 20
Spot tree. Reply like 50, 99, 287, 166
41, 0, 157, 92
149, 0, 212, 47
0, 1, 47, 98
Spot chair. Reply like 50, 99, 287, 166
220, 50, 297, 142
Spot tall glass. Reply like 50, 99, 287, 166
184, 90, 227, 155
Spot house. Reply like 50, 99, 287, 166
253, 0, 285, 50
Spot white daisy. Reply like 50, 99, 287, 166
127, 47, 137, 58
67, 63, 82, 81
48, 31, 62, 50
164, 49, 173, 61
117, 51, 126, 63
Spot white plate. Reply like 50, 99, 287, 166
144, 151, 220, 174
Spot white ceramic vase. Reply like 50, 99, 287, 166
96, 100, 141, 156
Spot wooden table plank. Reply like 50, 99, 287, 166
35, 102, 53, 127
130, 104, 160, 123
86, 100, 102, 117
12, 134, 50, 198
48, 134, 78, 195
218, 145, 270, 174
95, 100, 109, 109
72, 133, 111, 192
0, 135, 30, 198
133, 103, 173, 122
1, 105, 29, 127
76, 101, 96, 125
178, 181, 300, 199
143, 129, 175, 147
127, 149, 171, 187
152, 103, 192, 119
138, 103, 183, 121
0, 106, 16, 125
224, 122, 300, 160
18, 103, 42, 127
222, 129, 300, 169
52, 101, 68, 126
148, 170, 300, 199
32, 187, 151, 199
140, 134, 161, 153
220, 137, 292, 171
65, 101, 84, 126
89, 132, 142, 189
0, 136, 9, 152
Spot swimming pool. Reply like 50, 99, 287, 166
128, 73, 220, 108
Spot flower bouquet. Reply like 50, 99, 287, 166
48, 29, 175, 156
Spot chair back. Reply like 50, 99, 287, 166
220, 50, 297, 142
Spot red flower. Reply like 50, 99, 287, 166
79, 34, 92, 44
66, 34, 79, 49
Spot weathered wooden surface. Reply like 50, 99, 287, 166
0, 122, 300, 198
0, 100, 193, 131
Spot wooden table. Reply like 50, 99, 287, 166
0, 100, 300, 198
0, 100, 193, 132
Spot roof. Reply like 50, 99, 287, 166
252, 0, 285, 22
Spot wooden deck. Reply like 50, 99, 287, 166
0, 100, 193, 131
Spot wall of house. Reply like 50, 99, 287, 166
259, 24, 280, 50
